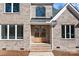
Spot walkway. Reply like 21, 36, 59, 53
29, 51, 54, 56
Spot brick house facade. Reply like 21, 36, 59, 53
0, 3, 78, 52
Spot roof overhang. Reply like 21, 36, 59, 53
30, 22, 50, 25
31, 3, 53, 5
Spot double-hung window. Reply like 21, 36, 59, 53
0, 25, 23, 40
61, 25, 75, 39
5, 3, 20, 13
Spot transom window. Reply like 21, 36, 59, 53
0, 25, 23, 40
36, 6, 45, 16
5, 3, 20, 12
61, 25, 75, 39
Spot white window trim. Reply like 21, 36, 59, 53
12, 3, 13, 13
4, 3, 19, 13
7, 25, 9, 39
4, 3, 5, 13
0, 25, 1, 39
4, 3, 13, 13
15, 25, 17, 39
64, 25, 74, 39
0, 25, 23, 40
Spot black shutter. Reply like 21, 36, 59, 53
61, 25, 65, 38
71, 25, 75, 38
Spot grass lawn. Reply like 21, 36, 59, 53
52, 50, 79, 56
0, 50, 30, 56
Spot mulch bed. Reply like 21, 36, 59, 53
0, 50, 30, 56
52, 50, 79, 56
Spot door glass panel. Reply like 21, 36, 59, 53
35, 28, 39, 37
40, 29, 46, 37
34, 27, 47, 38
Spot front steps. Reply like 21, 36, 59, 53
29, 52, 54, 56
30, 43, 52, 52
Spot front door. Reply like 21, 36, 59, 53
31, 25, 50, 43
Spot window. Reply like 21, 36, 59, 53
5, 3, 11, 12
17, 25, 23, 39
36, 6, 45, 16
13, 3, 19, 12
1, 25, 7, 39
61, 25, 75, 39
9, 25, 15, 39
5, 3, 20, 12
0, 25, 23, 40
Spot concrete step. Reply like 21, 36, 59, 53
30, 43, 52, 52
29, 52, 54, 56
32, 44, 51, 47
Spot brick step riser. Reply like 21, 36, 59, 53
30, 47, 51, 51
32, 46, 51, 47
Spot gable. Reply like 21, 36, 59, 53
56, 8, 78, 25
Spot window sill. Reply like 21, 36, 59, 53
61, 38, 75, 40
3, 12, 20, 14
0, 39, 23, 40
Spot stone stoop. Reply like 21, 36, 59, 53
30, 43, 52, 52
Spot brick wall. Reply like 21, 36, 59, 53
0, 3, 31, 51
53, 8, 79, 50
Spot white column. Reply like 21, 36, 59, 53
0, 25, 1, 39
15, 25, 17, 39
7, 25, 9, 39
51, 26, 53, 50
